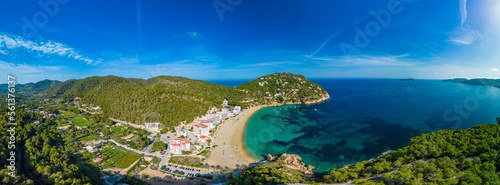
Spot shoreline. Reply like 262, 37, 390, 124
233, 106, 266, 162
205, 106, 264, 168
205, 95, 330, 169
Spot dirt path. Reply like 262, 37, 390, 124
106, 158, 141, 174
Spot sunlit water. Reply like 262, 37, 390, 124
241, 79, 500, 172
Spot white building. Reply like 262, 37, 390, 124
218, 112, 229, 121
177, 129, 187, 137
206, 115, 220, 124
85, 146, 97, 153
145, 122, 162, 130
233, 106, 241, 114
199, 120, 214, 129
193, 123, 209, 136
198, 135, 211, 144
169, 138, 190, 154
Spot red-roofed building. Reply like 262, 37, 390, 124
200, 120, 215, 129
199, 120, 213, 124
193, 123, 209, 136
177, 129, 187, 137
198, 135, 211, 143
169, 138, 191, 154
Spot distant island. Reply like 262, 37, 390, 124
400, 78, 416, 81
443, 78, 500, 88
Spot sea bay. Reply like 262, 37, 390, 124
242, 79, 500, 172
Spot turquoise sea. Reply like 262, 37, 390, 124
239, 79, 500, 173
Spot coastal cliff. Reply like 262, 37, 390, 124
229, 153, 318, 184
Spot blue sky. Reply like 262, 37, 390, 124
1, 0, 499, 83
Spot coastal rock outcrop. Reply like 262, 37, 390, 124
266, 154, 276, 161
270, 153, 315, 175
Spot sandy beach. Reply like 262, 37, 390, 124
205, 106, 264, 169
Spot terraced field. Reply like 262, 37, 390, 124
70, 115, 93, 126
114, 153, 141, 168
101, 148, 141, 169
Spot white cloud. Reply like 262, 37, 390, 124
0, 49, 6, 55
310, 54, 415, 67
0, 33, 101, 65
460, 0, 468, 25
447, 25, 482, 45
0, 60, 71, 83
186, 31, 200, 39
0, 60, 62, 73
491, 68, 498, 72
251, 61, 303, 67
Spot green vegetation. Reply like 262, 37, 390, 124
231, 123, 500, 184
114, 153, 141, 168
70, 115, 93, 126
100, 147, 141, 169
169, 156, 204, 168
151, 157, 161, 164
109, 126, 151, 150
229, 156, 318, 185
236, 72, 329, 105
76, 152, 103, 183
110, 125, 124, 133
0, 79, 60, 95
40, 73, 328, 127
24, 79, 61, 92
152, 141, 166, 151
60, 110, 76, 117
77, 135, 100, 141
101, 150, 127, 168
0, 108, 95, 184
197, 148, 211, 159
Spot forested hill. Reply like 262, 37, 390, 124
0, 79, 60, 94
236, 72, 329, 105
36, 72, 328, 128
443, 78, 500, 88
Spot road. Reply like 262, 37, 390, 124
163, 163, 223, 178
108, 139, 175, 172
19, 146, 43, 185
108, 139, 162, 158
109, 118, 159, 133
159, 151, 171, 170
141, 137, 160, 153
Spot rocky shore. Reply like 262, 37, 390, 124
266, 153, 316, 175
267, 93, 330, 107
